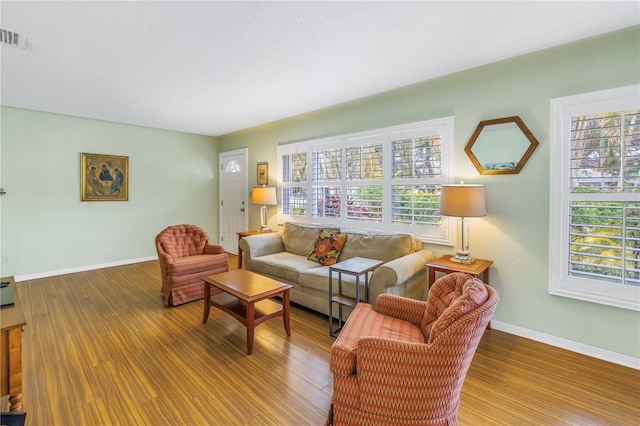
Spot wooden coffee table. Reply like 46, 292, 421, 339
202, 269, 293, 355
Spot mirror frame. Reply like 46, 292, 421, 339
464, 115, 539, 175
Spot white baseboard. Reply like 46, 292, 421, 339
491, 320, 640, 370
14, 256, 158, 282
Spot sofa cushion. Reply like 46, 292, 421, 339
281, 222, 340, 256
308, 230, 347, 266
251, 252, 321, 283
299, 266, 366, 299
339, 232, 414, 263
410, 234, 422, 252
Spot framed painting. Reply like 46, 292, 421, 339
257, 161, 268, 185
81, 153, 129, 201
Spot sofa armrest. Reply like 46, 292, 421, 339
239, 232, 285, 266
204, 244, 225, 255
368, 249, 434, 308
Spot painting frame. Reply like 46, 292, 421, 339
257, 161, 269, 185
81, 153, 129, 201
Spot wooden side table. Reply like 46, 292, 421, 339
1, 276, 27, 421
426, 255, 493, 288
426, 255, 494, 329
236, 230, 274, 269
328, 257, 384, 337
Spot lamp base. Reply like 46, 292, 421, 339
450, 254, 476, 264
259, 205, 270, 232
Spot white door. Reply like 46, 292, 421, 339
219, 149, 248, 254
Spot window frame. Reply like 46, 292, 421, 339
549, 84, 640, 311
277, 117, 454, 244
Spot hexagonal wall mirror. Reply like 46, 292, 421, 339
464, 116, 539, 175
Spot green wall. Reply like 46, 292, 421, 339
218, 27, 640, 360
0, 108, 220, 278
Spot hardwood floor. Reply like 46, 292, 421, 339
10, 255, 640, 425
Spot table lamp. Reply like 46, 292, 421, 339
251, 186, 277, 231
439, 182, 486, 264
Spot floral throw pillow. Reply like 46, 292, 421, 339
308, 230, 347, 266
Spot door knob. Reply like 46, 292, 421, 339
240, 208, 245, 212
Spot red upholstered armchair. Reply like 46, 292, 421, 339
155, 224, 228, 307
327, 272, 499, 426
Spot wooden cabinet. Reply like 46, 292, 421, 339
1, 276, 26, 421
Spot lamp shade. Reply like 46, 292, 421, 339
251, 187, 277, 205
439, 183, 486, 218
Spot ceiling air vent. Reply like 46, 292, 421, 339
0, 28, 27, 49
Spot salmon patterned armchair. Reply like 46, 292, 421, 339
327, 272, 499, 426
155, 224, 228, 307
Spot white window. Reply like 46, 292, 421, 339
549, 85, 640, 311
280, 150, 308, 217
278, 117, 454, 244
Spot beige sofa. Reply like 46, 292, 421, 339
239, 222, 434, 315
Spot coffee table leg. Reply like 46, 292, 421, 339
202, 281, 211, 324
283, 289, 291, 336
246, 301, 255, 355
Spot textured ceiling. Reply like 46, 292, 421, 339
1, 1, 638, 136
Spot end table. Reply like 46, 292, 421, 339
426, 255, 493, 288
328, 257, 383, 337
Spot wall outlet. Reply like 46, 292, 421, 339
1, 256, 8, 264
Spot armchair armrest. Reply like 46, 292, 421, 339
155, 243, 174, 264
375, 294, 427, 326
204, 244, 225, 255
